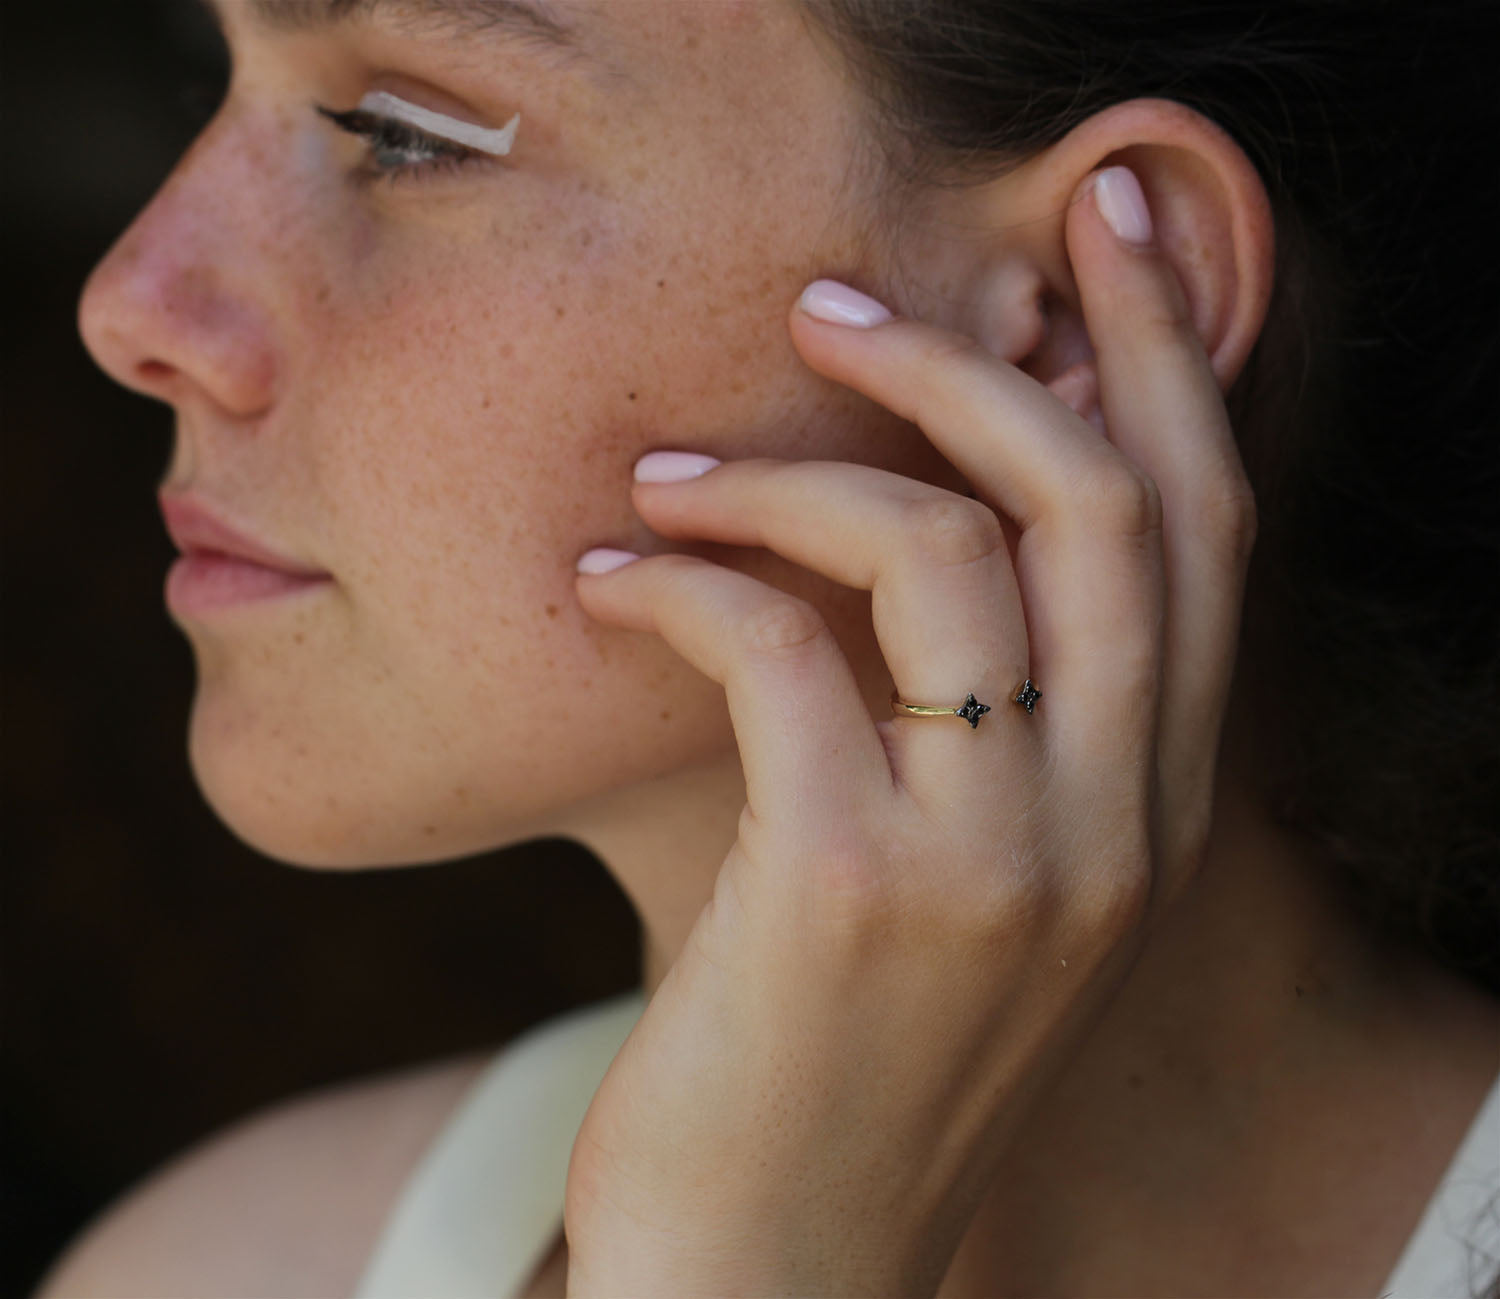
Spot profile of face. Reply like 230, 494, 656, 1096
78, 0, 957, 868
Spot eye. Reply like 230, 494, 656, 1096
316, 104, 493, 185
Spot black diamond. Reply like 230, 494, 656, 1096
1013, 679, 1042, 714
955, 693, 991, 728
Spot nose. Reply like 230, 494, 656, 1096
78, 114, 283, 419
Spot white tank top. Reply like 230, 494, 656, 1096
352, 990, 1500, 1299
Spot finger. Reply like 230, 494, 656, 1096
632, 456, 1034, 790
575, 551, 892, 823
788, 285, 1165, 770
1066, 166, 1259, 891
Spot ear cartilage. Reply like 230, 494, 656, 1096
357, 90, 520, 156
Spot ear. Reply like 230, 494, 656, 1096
893, 97, 1275, 421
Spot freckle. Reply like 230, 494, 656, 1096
627, 391, 637, 401
293, 632, 304, 644
555, 305, 566, 318
580, 229, 593, 247
1294, 985, 1304, 997
729, 379, 746, 394
545, 603, 558, 618
453, 786, 469, 804
659, 709, 672, 721
482, 396, 491, 409
422, 824, 437, 835
1128, 1073, 1143, 1090
499, 342, 514, 359
657, 279, 666, 289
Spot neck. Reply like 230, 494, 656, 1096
559, 743, 746, 997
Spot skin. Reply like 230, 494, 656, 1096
76, 1, 1499, 1294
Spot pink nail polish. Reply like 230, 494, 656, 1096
797, 279, 893, 328
577, 548, 640, 574
634, 451, 721, 483
1093, 166, 1154, 245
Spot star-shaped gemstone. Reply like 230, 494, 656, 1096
955, 693, 991, 728
1013, 679, 1042, 714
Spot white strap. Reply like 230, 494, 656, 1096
1381, 1069, 1500, 1297
353, 990, 645, 1299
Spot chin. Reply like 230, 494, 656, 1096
182, 688, 732, 873
178, 613, 742, 869
183, 703, 559, 872
190, 760, 571, 871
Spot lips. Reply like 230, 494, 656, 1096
158, 492, 329, 578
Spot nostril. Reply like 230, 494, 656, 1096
77, 248, 280, 414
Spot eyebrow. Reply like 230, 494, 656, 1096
202, 0, 577, 51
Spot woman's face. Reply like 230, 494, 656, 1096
79, 0, 945, 868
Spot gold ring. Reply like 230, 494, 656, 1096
890, 679, 1041, 729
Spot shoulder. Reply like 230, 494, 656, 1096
33, 1048, 496, 1299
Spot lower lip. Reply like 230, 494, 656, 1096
166, 552, 333, 615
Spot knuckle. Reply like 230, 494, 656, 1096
1086, 464, 1163, 542
918, 330, 989, 373
1147, 310, 1196, 350
655, 552, 708, 579
815, 842, 897, 925
1137, 281, 1197, 347
1198, 477, 1259, 564
785, 838, 909, 961
1170, 804, 1215, 883
1110, 633, 1162, 702
973, 849, 1065, 939
1072, 853, 1152, 943
902, 494, 1006, 569
738, 594, 829, 658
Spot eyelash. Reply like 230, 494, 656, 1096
315, 105, 492, 186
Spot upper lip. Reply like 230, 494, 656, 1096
159, 492, 330, 578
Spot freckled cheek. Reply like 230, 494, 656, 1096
298, 280, 642, 602
300, 181, 829, 602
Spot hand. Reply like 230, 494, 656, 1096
564, 165, 1257, 1298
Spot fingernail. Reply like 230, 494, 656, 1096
1093, 166, 1154, 245
797, 279, 893, 328
577, 547, 640, 574
634, 451, 721, 483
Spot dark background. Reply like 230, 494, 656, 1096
1, 5, 642, 1294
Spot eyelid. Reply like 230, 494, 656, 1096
356, 90, 520, 156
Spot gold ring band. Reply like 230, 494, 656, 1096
890, 679, 1042, 728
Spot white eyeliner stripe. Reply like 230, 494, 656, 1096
357, 90, 520, 155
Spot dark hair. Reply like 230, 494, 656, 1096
800, 0, 1499, 995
